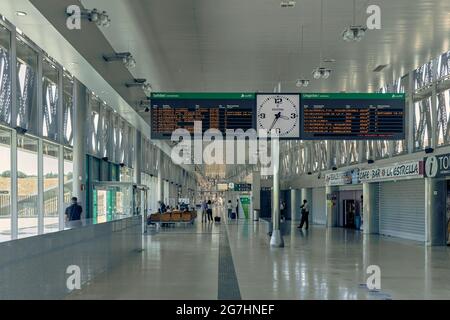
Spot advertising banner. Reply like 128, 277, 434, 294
325, 169, 359, 186
358, 161, 423, 182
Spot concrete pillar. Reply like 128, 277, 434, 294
157, 149, 163, 203
363, 182, 379, 234
425, 178, 447, 246
72, 80, 87, 216
325, 186, 339, 227
133, 130, 141, 185
290, 189, 298, 221
252, 170, 261, 211
270, 136, 284, 247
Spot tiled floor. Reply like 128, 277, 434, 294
67, 209, 450, 300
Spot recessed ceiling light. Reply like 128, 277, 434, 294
16, 11, 27, 17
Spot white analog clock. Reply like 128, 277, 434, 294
256, 94, 300, 138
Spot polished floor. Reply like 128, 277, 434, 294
67, 209, 450, 300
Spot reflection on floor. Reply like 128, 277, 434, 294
67, 210, 450, 300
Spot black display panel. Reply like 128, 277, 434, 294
300, 93, 405, 140
150, 93, 255, 139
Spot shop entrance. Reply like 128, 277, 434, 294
339, 190, 363, 230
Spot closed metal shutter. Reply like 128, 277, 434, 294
378, 179, 425, 242
312, 187, 326, 225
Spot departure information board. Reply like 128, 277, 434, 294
150, 93, 255, 139
300, 93, 405, 140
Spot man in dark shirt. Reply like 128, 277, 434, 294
65, 197, 82, 226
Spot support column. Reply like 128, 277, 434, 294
157, 149, 164, 203
325, 186, 339, 227
252, 170, 260, 220
425, 178, 446, 246
270, 136, 284, 247
133, 130, 142, 185
363, 182, 379, 234
72, 80, 87, 215
290, 189, 298, 221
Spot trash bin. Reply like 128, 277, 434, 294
253, 209, 260, 221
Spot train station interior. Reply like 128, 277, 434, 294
0, 0, 450, 301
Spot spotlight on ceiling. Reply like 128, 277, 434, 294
312, 67, 332, 80
71, 8, 110, 27
296, 79, 310, 88
16, 11, 27, 17
103, 52, 136, 69
126, 79, 152, 96
342, 25, 367, 42
280, 0, 296, 8
425, 147, 434, 154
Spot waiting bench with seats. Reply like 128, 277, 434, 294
147, 211, 197, 227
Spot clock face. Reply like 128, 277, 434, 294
256, 94, 300, 138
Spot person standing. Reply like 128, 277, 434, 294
201, 200, 207, 223
227, 200, 233, 219
207, 200, 213, 222
297, 199, 309, 230
280, 200, 286, 221
65, 197, 83, 228
235, 199, 239, 219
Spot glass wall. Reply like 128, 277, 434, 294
63, 72, 73, 146
64, 148, 73, 211
17, 135, 38, 238
0, 25, 11, 125
0, 127, 11, 241
43, 141, 59, 233
16, 37, 38, 134
42, 58, 59, 141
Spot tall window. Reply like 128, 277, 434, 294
16, 38, 38, 134
63, 73, 73, 146
0, 25, 11, 125
42, 59, 59, 141
64, 148, 73, 211
43, 142, 59, 233
17, 135, 38, 238
0, 127, 11, 242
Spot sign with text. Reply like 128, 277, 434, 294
301, 93, 405, 140
358, 161, 423, 182
424, 153, 450, 178
325, 169, 359, 186
150, 92, 255, 139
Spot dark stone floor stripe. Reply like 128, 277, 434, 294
218, 225, 241, 300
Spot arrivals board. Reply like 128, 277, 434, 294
150, 93, 255, 139
300, 93, 405, 140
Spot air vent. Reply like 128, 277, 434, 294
373, 64, 389, 72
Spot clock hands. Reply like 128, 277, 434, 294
269, 112, 282, 131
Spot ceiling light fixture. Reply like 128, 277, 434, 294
126, 78, 152, 96
312, 0, 332, 80
295, 25, 310, 88
16, 11, 27, 17
342, 0, 367, 42
280, 1, 296, 8
72, 8, 111, 28
103, 52, 136, 69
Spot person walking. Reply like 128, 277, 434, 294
297, 199, 309, 230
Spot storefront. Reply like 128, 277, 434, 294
359, 160, 425, 242
424, 153, 450, 245
325, 169, 361, 230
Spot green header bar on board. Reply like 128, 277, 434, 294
302, 93, 405, 100
151, 92, 256, 99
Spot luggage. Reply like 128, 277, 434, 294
214, 216, 221, 223
231, 212, 236, 219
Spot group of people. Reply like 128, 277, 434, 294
201, 200, 214, 222
226, 199, 240, 220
